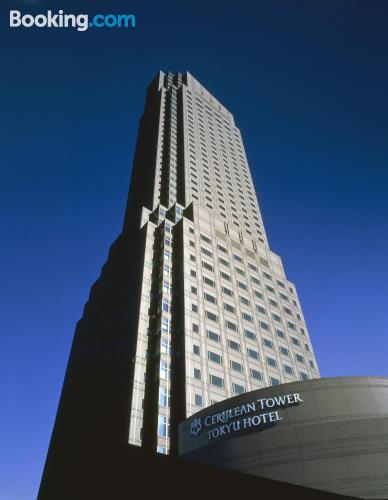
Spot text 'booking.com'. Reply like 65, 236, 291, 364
9, 10, 136, 32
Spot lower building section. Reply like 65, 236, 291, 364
179, 376, 388, 499
38, 441, 349, 500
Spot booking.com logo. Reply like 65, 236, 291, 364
9, 10, 136, 32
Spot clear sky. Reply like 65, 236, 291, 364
1, 0, 387, 498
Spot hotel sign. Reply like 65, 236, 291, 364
189, 392, 303, 441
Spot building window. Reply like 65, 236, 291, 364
260, 321, 269, 331
193, 344, 200, 355
202, 261, 214, 272
236, 267, 245, 276
225, 320, 238, 332
300, 372, 308, 380
270, 377, 280, 386
257, 305, 266, 315
206, 310, 218, 322
250, 369, 263, 381
192, 323, 199, 333
161, 337, 170, 354
207, 330, 220, 342
158, 415, 169, 437
203, 276, 215, 287
244, 329, 256, 341
194, 368, 201, 380
279, 346, 289, 356
230, 360, 243, 373
224, 303, 235, 313
200, 234, 211, 244
201, 247, 213, 257
232, 383, 245, 395
208, 351, 222, 364
242, 312, 253, 323
209, 374, 224, 388
283, 365, 293, 375
233, 253, 243, 263
240, 296, 250, 306
162, 317, 170, 333
160, 361, 170, 380
295, 354, 305, 364
247, 348, 259, 360
195, 394, 203, 407
228, 339, 240, 352
204, 292, 217, 304
159, 386, 170, 407
266, 357, 277, 368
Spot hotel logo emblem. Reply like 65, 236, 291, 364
190, 417, 202, 436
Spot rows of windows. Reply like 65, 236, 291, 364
191, 295, 305, 348
190, 366, 308, 394
190, 318, 315, 370
192, 365, 309, 389
185, 92, 262, 235
191, 235, 306, 340
195, 322, 311, 366
194, 332, 310, 368
187, 243, 314, 372
189, 365, 308, 412
153, 85, 315, 443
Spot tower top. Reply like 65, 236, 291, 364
153, 70, 235, 124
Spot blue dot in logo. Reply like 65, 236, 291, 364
89, 22, 93, 27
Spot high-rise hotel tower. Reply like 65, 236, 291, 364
41, 72, 320, 478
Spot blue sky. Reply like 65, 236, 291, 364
1, 0, 387, 498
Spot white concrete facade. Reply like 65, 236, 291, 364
128, 72, 320, 453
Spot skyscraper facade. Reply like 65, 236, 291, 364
41, 71, 319, 473
125, 71, 319, 454
41, 72, 388, 500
